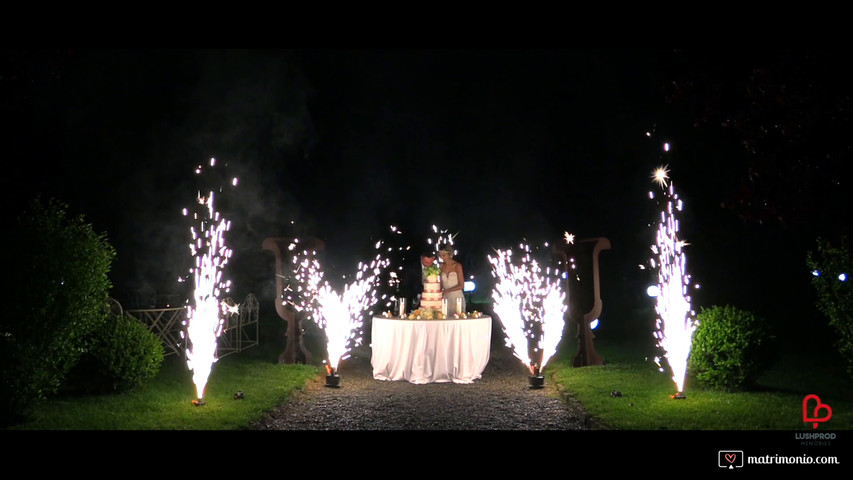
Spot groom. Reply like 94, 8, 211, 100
400, 250, 436, 310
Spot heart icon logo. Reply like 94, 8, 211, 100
725, 453, 736, 464
803, 394, 832, 429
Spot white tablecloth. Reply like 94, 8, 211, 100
371, 316, 492, 384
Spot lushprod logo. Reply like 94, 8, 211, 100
803, 394, 832, 429
795, 431, 836, 445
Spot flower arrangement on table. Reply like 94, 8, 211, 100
408, 308, 485, 320
379, 308, 446, 319
408, 307, 445, 319
381, 309, 484, 320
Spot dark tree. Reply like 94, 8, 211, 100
1, 196, 116, 425
663, 50, 852, 238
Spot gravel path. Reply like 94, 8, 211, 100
250, 340, 609, 431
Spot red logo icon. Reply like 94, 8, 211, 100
803, 394, 832, 429
718, 450, 743, 468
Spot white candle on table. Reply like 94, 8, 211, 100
441, 298, 447, 316
456, 297, 462, 314
399, 298, 406, 317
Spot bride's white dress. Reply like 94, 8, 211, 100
441, 271, 466, 315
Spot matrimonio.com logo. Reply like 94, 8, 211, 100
718, 450, 744, 469
803, 394, 832, 429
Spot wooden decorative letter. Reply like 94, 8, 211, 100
553, 236, 610, 367
262, 237, 324, 365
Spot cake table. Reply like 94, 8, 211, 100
370, 315, 492, 384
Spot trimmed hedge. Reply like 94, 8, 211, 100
63, 314, 165, 394
689, 305, 776, 391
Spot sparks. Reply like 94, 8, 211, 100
304, 243, 390, 373
649, 177, 697, 395
489, 243, 566, 373
222, 301, 240, 315
564, 232, 575, 244
652, 164, 670, 189
430, 224, 458, 256
182, 157, 236, 401
282, 240, 325, 314
379, 225, 414, 312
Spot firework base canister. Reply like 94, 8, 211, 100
528, 375, 545, 389
326, 374, 341, 388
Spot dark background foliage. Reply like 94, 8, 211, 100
2, 48, 849, 381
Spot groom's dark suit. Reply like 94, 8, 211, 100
399, 252, 435, 309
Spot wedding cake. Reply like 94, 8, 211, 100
420, 271, 443, 310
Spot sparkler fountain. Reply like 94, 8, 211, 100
489, 243, 567, 388
648, 165, 698, 399
182, 158, 237, 405
306, 241, 390, 387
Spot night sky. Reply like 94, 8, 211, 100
4, 49, 848, 343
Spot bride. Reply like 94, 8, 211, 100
438, 243, 466, 315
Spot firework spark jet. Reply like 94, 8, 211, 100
649, 166, 697, 398
182, 158, 237, 404
489, 243, 566, 387
299, 241, 390, 386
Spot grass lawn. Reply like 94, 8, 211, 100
4, 347, 321, 431
4, 317, 851, 432
549, 333, 853, 430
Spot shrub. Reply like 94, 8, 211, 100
807, 237, 853, 377
0, 196, 116, 426
63, 314, 165, 394
688, 305, 776, 391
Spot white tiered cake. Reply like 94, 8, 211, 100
420, 274, 443, 310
